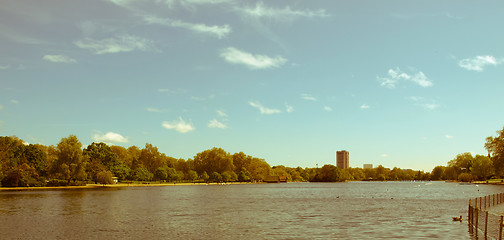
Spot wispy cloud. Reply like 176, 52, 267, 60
421, 103, 440, 110
158, 88, 187, 95
42, 55, 77, 63
75, 35, 157, 54
216, 110, 227, 117
249, 101, 281, 114
220, 47, 287, 70
162, 117, 195, 133
301, 93, 317, 101
324, 106, 332, 112
0, 65, 12, 70
445, 134, 454, 139
0, 104, 4, 110
183, 0, 232, 4
10, 100, 19, 104
285, 103, 294, 113
237, 1, 330, 22
190, 94, 216, 101
378, 68, 433, 88
360, 104, 370, 109
381, 154, 389, 158
458, 55, 502, 72
208, 119, 227, 129
144, 16, 231, 39
92, 132, 129, 144
408, 96, 440, 110
146, 107, 163, 113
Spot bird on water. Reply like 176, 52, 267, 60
452, 215, 462, 222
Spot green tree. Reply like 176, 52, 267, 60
187, 170, 198, 182
471, 155, 494, 180
133, 167, 153, 181
458, 172, 473, 182
193, 148, 234, 175
51, 135, 87, 183
238, 169, 251, 182
201, 171, 209, 182
431, 166, 445, 180
166, 167, 177, 182
313, 164, 341, 182
154, 167, 168, 181
97, 170, 114, 186
210, 172, 222, 182
485, 127, 504, 177
23, 144, 48, 178
139, 143, 165, 173
448, 152, 474, 174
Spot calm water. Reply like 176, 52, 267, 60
0, 181, 502, 239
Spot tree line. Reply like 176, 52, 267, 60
0, 134, 437, 187
430, 126, 504, 182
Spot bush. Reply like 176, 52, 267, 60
458, 173, 474, 182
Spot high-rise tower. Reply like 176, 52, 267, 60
336, 150, 349, 169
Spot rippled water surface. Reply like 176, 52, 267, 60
1, 181, 503, 239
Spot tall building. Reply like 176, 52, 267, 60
336, 150, 349, 169
363, 164, 373, 169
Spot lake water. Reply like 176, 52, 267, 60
1, 181, 503, 239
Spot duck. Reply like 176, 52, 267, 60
452, 215, 463, 222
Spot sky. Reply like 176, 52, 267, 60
1, 0, 504, 172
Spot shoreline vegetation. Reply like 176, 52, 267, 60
1, 125, 504, 188
3, 179, 504, 192
0, 181, 258, 191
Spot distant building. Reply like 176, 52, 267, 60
264, 176, 287, 183
336, 150, 349, 169
363, 164, 373, 169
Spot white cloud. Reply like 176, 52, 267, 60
162, 117, 195, 133
249, 101, 281, 114
208, 119, 227, 129
285, 103, 294, 113
190, 94, 216, 101
360, 104, 370, 109
0, 65, 11, 70
301, 93, 317, 101
378, 68, 433, 88
421, 103, 440, 110
10, 100, 19, 104
74, 35, 156, 54
144, 16, 231, 39
146, 107, 163, 113
458, 55, 502, 72
445, 135, 454, 139
237, 1, 329, 22
410, 72, 432, 88
92, 132, 129, 144
381, 154, 389, 158
42, 54, 77, 63
158, 88, 187, 95
220, 47, 287, 70
216, 110, 227, 117
324, 106, 332, 112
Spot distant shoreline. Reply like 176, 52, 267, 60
0, 181, 257, 191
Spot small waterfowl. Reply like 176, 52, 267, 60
452, 215, 463, 222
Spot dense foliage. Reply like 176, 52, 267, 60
0, 134, 435, 187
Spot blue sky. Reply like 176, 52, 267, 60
1, 0, 504, 171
